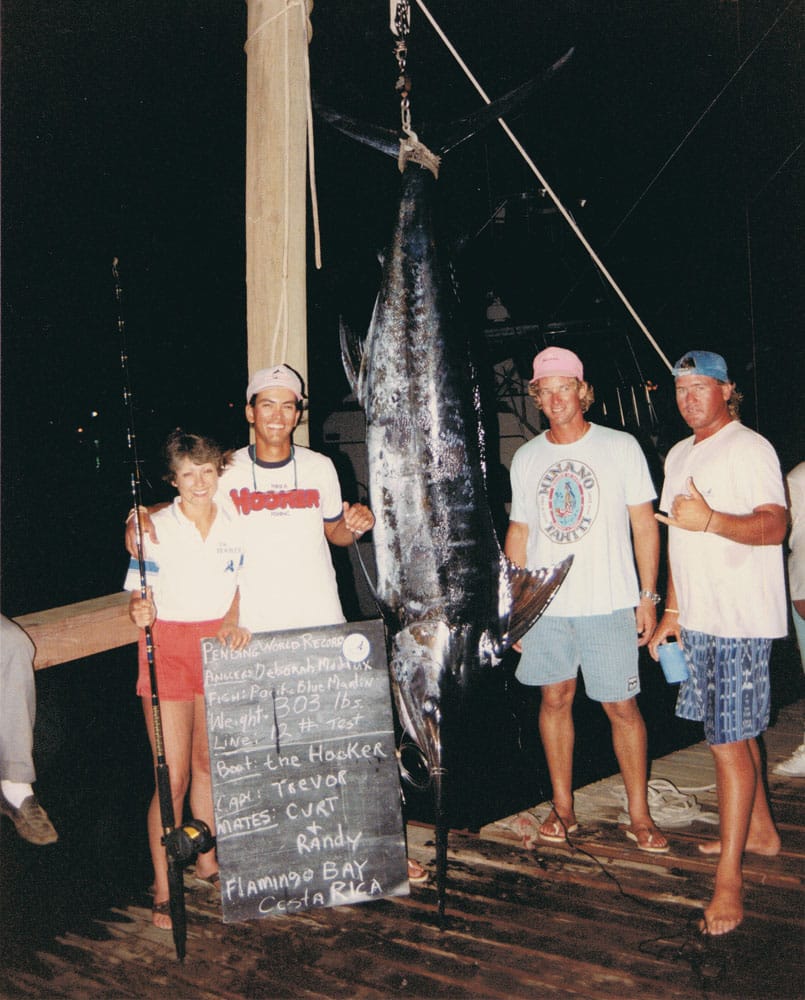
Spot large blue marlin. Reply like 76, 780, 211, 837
326, 55, 574, 919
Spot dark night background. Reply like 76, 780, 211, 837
0, 0, 803, 960
1, 0, 802, 616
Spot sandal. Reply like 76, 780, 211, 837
624, 825, 670, 854
538, 810, 579, 844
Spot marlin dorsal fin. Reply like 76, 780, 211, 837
339, 317, 366, 406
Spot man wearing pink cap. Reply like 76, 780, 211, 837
505, 346, 667, 854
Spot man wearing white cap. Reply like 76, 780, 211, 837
127, 364, 375, 633
505, 346, 667, 855
221, 364, 374, 631
650, 350, 786, 935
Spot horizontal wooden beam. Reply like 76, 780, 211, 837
13, 592, 139, 671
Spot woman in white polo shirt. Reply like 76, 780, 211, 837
125, 430, 249, 931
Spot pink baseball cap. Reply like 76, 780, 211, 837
530, 347, 584, 383
246, 364, 304, 402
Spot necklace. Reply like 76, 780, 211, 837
250, 444, 297, 491
547, 421, 591, 445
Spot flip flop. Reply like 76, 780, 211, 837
407, 858, 428, 883
539, 813, 579, 843
625, 826, 670, 854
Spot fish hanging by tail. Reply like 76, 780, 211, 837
321, 49, 575, 922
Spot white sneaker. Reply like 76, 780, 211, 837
773, 742, 805, 777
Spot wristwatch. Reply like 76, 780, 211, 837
639, 589, 661, 605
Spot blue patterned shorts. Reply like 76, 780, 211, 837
676, 628, 772, 745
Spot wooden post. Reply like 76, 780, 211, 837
245, 0, 313, 444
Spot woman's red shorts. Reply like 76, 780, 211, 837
136, 618, 224, 701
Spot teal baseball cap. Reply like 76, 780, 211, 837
672, 350, 730, 382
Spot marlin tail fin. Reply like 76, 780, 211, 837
498, 554, 574, 652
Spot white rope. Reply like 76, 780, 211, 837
272, 3, 292, 363
611, 778, 720, 828
244, 0, 306, 48
414, 0, 673, 373
299, 0, 322, 270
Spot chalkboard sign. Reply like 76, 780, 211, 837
202, 619, 409, 923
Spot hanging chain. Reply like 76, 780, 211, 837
390, 0, 439, 177
390, 0, 412, 135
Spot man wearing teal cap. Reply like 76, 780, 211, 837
651, 350, 787, 936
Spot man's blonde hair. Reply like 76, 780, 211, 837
529, 378, 595, 414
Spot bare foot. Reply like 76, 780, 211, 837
699, 876, 743, 936
698, 829, 781, 857
152, 899, 172, 930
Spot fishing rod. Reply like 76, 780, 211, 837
113, 258, 213, 962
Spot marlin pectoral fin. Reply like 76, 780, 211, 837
499, 553, 574, 650
339, 317, 365, 404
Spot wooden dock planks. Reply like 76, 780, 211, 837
0, 702, 802, 999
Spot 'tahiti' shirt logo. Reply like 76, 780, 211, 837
537, 459, 599, 543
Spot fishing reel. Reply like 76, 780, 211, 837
163, 818, 215, 866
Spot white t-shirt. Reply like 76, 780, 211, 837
509, 423, 657, 616
660, 420, 786, 638
124, 498, 244, 622
217, 445, 346, 632
787, 462, 805, 602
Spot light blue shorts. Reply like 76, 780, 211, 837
516, 608, 640, 703
676, 628, 772, 745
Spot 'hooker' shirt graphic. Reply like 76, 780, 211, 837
216, 446, 345, 631
230, 487, 321, 515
